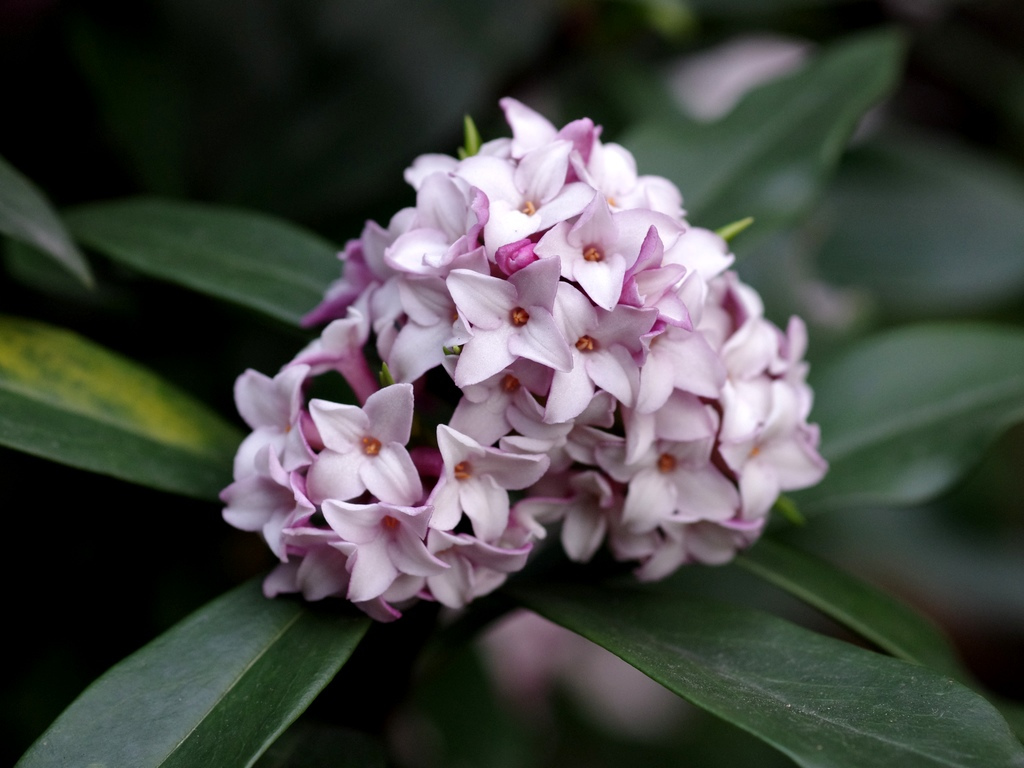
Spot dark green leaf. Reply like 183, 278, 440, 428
65, 198, 340, 326
781, 502, 1024, 741
624, 29, 905, 233
738, 539, 964, 679
253, 723, 386, 768
814, 133, 1024, 315
795, 323, 1024, 512
512, 582, 1024, 768
0, 154, 93, 287
16, 580, 370, 768
0, 315, 241, 499
3, 239, 95, 300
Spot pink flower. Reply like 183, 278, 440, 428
306, 384, 422, 505
514, 469, 620, 563
321, 499, 448, 603
545, 282, 657, 424
597, 436, 739, 532
447, 256, 572, 387
223, 97, 829, 619
423, 529, 532, 608
427, 425, 550, 540
232, 364, 313, 477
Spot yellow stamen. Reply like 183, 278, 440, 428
575, 335, 595, 352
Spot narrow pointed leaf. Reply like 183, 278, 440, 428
624, 29, 904, 232
0, 153, 94, 287
16, 580, 370, 768
738, 539, 964, 678
795, 323, 1024, 512
0, 315, 241, 499
738, 540, 1024, 741
512, 582, 1024, 768
65, 198, 339, 326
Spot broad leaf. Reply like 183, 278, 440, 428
0, 315, 241, 499
814, 133, 1024, 315
737, 539, 964, 678
16, 580, 370, 768
512, 582, 1024, 768
795, 323, 1024, 512
624, 29, 904, 234
0, 154, 93, 287
65, 198, 339, 326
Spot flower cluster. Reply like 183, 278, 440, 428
222, 98, 827, 621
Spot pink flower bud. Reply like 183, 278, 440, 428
495, 237, 539, 275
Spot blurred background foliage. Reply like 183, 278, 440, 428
2, 0, 1023, 765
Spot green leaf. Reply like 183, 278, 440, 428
459, 114, 483, 159
0, 154, 94, 287
795, 323, 1024, 512
777, 504, 1024, 741
0, 315, 241, 499
253, 723, 387, 768
3, 239, 95, 300
738, 539, 964, 679
715, 216, 755, 243
65, 198, 340, 326
16, 580, 370, 768
814, 133, 1024, 315
512, 581, 1024, 768
624, 29, 905, 233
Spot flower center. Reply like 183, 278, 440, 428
453, 461, 472, 480
575, 335, 596, 352
502, 374, 521, 392
521, 200, 537, 216
362, 436, 382, 455
657, 453, 676, 473
583, 245, 603, 262
510, 307, 530, 326
382, 515, 400, 530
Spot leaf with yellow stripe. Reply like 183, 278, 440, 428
0, 315, 241, 499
